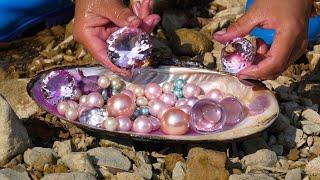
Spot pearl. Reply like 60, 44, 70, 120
206, 89, 224, 101
148, 99, 167, 117
183, 83, 201, 98
140, 106, 150, 115
57, 101, 69, 115
67, 100, 79, 109
185, 97, 199, 107
79, 95, 88, 105
112, 89, 119, 96
162, 82, 173, 93
178, 105, 191, 114
121, 89, 136, 102
132, 116, 153, 133
160, 92, 177, 106
65, 108, 78, 121
98, 75, 110, 88
133, 85, 144, 96
136, 96, 148, 106
144, 83, 162, 100
160, 108, 190, 135
107, 93, 136, 117
175, 99, 188, 107
110, 78, 125, 90
173, 88, 183, 99
174, 79, 186, 89
220, 97, 244, 125
117, 116, 132, 131
72, 88, 82, 100
103, 117, 119, 131
87, 92, 104, 108
149, 116, 160, 131
101, 88, 112, 101
157, 105, 170, 119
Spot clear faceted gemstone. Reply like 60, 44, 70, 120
79, 108, 108, 127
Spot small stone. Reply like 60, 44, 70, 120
285, 168, 301, 180
268, 135, 277, 146
310, 145, 320, 156
164, 153, 185, 172
271, 145, 283, 156
302, 109, 320, 124
172, 161, 186, 180
60, 152, 97, 176
241, 137, 269, 154
213, 0, 246, 8
115, 172, 143, 180
300, 147, 311, 157
0, 168, 30, 180
241, 149, 277, 168
203, 52, 216, 69
288, 149, 300, 161
229, 173, 275, 180
269, 113, 291, 132
134, 163, 152, 179
278, 159, 290, 170
41, 172, 97, 180
23, 147, 57, 171
277, 125, 306, 149
308, 136, 314, 147
305, 156, 320, 175
87, 147, 131, 171
306, 51, 320, 72
302, 121, 320, 135
53, 140, 72, 157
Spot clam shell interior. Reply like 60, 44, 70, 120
28, 66, 279, 141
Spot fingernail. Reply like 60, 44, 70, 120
214, 29, 227, 36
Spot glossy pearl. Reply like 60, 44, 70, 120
132, 116, 153, 133
186, 97, 199, 107
157, 105, 170, 119
133, 85, 144, 96
136, 96, 148, 106
101, 88, 112, 101
178, 105, 191, 114
67, 100, 79, 109
98, 75, 110, 88
79, 95, 88, 105
206, 89, 224, 101
87, 92, 104, 108
107, 94, 136, 117
144, 83, 162, 100
148, 99, 167, 117
162, 82, 173, 93
183, 83, 201, 98
72, 88, 82, 100
65, 108, 78, 121
103, 117, 119, 131
149, 116, 160, 131
140, 106, 150, 115
160, 92, 177, 107
78, 105, 92, 117
173, 88, 183, 99
57, 101, 69, 115
117, 116, 132, 131
175, 99, 188, 107
110, 78, 125, 90
160, 108, 190, 135
174, 79, 186, 89
121, 89, 136, 102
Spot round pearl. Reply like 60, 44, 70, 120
132, 116, 153, 133
101, 88, 112, 101
160, 108, 190, 135
175, 99, 188, 107
183, 83, 201, 98
160, 93, 177, 107
107, 94, 136, 117
65, 108, 78, 121
174, 79, 186, 89
117, 116, 132, 131
67, 100, 79, 109
162, 82, 173, 93
206, 89, 224, 101
98, 75, 110, 88
149, 116, 161, 131
57, 101, 69, 115
140, 106, 150, 115
136, 96, 148, 106
186, 97, 199, 107
173, 88, 183, 99
157, 105, 170, 119
133, 85, 144, 96
145, 83, 162, 100
148, 99, 167, 117
87, 92, 104, 108
178, 105, 191, 114
79, 95, 88, 105
110, 78, 125, 90
121, 89, 136, 102
103, 117, 119, 131
72, 88, 82, 100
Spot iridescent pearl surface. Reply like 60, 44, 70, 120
148, 99, 167, 117
157, 105, 170, 119
107, 93, 136, 117
132, 116, 153, 133
67, 100, 79, 109
87, 92, 104, 108
117, 116, 132, 131
149, 116, 161, 131
136, 96, 148, 106
110, 78, 125, 90
57, 101, 69, 115
144, 83, 162, 100
178, 105, 191, 114
140, 106, 150, 115
160, 92, 177, 106
103, 117, 119, 131
175, 99, 188, 107
98, 75, 110, 88
173, 88, 183, 99
79, 95, 88, 105
206, 89, 224, 101
185, 97, 199, 107
162, 82, 173, 93
183, 83, 201, 98
174, 79, 186, 89
121, 89, 136, 102
133, 85, 144, 96
65, 108, 78, 121
220, 97, 244, 125
101, 88, 112, 101
161, 108, 190, 135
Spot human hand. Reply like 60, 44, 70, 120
213, 0, 312, 80
73, 0, 160, 77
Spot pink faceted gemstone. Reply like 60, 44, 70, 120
220, 97, 244, 126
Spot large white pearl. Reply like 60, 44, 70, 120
65, 108, 78, 121
87, 92, 104, 108
98, 75, 110, 88
103, 117, 119, 131
144, 83, 162, 100
57, 101, 69, 115
136, 96, 148, 106
107, 94, 136, 117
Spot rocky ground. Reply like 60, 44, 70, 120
0, 0, 320, 179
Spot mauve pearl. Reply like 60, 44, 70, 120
57, 101, 69, 115
136, 96, 148, 106
133, 85, 144, 96
98, 75, 110, 88
132, 116, 153, 133
183, 83, 201, 98
178, 105, 191, 114
149, 116, 160, 131
160, 92, 177, 107
186, 97, 199, 107
110, 78, 125, 90
160, 108, 190, 135
67, 100, 79, 109
117, 116, 132, 131
121, 89, 136, 102
162, 82, 173, 93
79, 95, 88, 105
175, 99, 188, 106
103, 117, 119, 131
87, 92, 104, 108
107, 94, 136, 117
144, 83, 162, 100
148, 99, 166, 117
65, 108, 78, 121
206, 89, 224, 101
73, 88, 82, 100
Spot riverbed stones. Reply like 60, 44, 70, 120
23, 147, 57, 171
302, 109, 320, 124
53, 140, 72, 157
305, 156, 320, 176
229, 173, 275, 180
60, 152, 97, 176
285, 168, 302, 180
172, 161, 186, 180
164, 153, 185, 172
277, 125, 306, 149
41, 172, 97, 180
241, 149, 277, 168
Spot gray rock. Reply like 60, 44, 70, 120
285, 168, 301, 180
162, 10, 189, 34
134, 163, 152, 179
61, 152, 97, 176
115, 172, 143, 180
228, 173, 275, 180
41, 172, 96, 180
241, 149, 277, 168
172, 161, 186, 180
23, 147, 57, 171
268, 135, 277, 146
277, 126, 306, 149
87, 147, 131, 171
305, 156, 320, 175
270, 145, 283, 156
241, 137, 269, 154
0, 95, 30, 165
302, 108, 320, 124
53, 140, 72, 157
269, 113, 291, 132
301, 121, 320, 135
0, 168, 30, 180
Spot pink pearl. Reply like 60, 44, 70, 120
162, 82, 173, 93
79, 95, 88, 105
103, 117, 119, 131
206, 89, 224, 101
132, 116, 153, 133
121, 89, 136, 102
149, 116, 161, 131
160, 108, 190, 135
183, 83, 201, 98
67, 100, 79, 109
57, 101, 69, 115
117, 116, 132, 131
107, 94, 136, 117
98, 75, 110, 88
65, 108, 78, 121
175, 99, 188, 107
157, 105, 170, 119
160, 92, 177, 106
144, 83, 162, 100
185, 97, 199, 107
136, 96, 148, 106
87, 92, 104, 108
133, 85, 144, 96
178, 105, 191, 114
148, 99, 167, 117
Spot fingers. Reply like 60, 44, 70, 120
140, 14, 161, 33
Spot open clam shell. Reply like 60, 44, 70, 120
27, 66, 279, 142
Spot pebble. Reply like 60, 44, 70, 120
172, 161, 186, 180
133, 163, 152, 179
277, 125, 306, 149
115, 172, 143, 180
60, 152, 97, 176
269, 113, 291, 132
285, 168, 302, 180
229, 173, 275, 180
52, 140, 72, 157
0, 167, 30, 180
241, 137, 269, 154
268, 135, 277, 146
271, 145, 284, 156
308, 136, 314, 147
241, 149, 277, 168
41, 172, 97, 180
164, 153, 185, 172
302, 121, 320, 135
288, 149, 300, 161
87, 147, 131, 171
23, 147, 57, 171
305, 156, 320, 175
302, 109, 320, 124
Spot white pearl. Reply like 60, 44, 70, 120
57, 101, 69, 115
98, 75, 110, 88
65, 108, 78, 121
103, 117, 119, 131
136, 96, 148, 106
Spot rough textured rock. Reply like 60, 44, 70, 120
269, 113, 291, 132
87, 147, 131, 171
241, 137, 269, 154
0, 168, 30, 180
41, 172, 96, 180
23, 147, 57, 171
307, 50, 320, 72
60, 152, 97, 176
305, 156, 320, 175
285, 168, 301, 180
0, 95, 30, 166
302, 109, 320, 124
277, 126, 306, 149
134, 163, 152, 179
185, 147, 229, 180
301, 121, 320, 135
241, 149, 277, 168
114, 172, 143, 180
172, 161, 186, 180
0, 79, 39, 119
164, 153, 185, 172
228, 173, 275, 180
53, 140, 72, 157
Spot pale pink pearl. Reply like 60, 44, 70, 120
175, 99, 188, 107
178, 105, 191, 114
206, 89, 224, 101
183, 83, 201, 98
148, 99, 167, 117
72, 88, 82, 101
117, 116, 132, 131
132, 116, 153, 133
121, 89, 136, 102
162, 82, 173, 93
98, 75, 110, 88
67, 100, 79, 109
107, 94, 136, 117
160, 108, 190, 135
157, 105, 170, 119
65, 108, 78, 121
79, 95, 88, 105
57, 101, 69, 115
103, 117, 119, 131
160, 92, 177, 107
186, 97, 199, 107
136, 96, 148, 106
149, 116, 161, 131
87, 92, 104, 108
133, 85, 144, 96
144, 83, 162, 100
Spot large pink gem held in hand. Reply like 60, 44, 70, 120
107, 27, 152, 69
221, 37, 256, 74
190, 99, 226, 133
